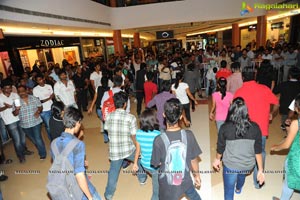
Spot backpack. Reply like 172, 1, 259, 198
47, 138, 83, 200
101, 90, 115, 121
287, 118, 300, 190
160, 130, 188, 186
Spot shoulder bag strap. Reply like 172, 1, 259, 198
51, 138, 59, 157
61, 139, 81, 156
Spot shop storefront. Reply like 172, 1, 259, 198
266, 17, 290, 47
4, 36, 82, 74
240, 16, 291, 49
81, 37, 106, 61
0, 39, 13, 78
240, 25, 257, 49
152, 39, 182, 54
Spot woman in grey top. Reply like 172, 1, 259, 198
213, 97, 265, 200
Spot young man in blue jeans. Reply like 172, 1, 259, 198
151, 98, 202, 200
50, 106, 101, 200
104, 91, 147, 200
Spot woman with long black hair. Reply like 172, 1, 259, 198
171, 72, 198, 123
213, 97, 265, 200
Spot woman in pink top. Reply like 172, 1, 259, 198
210, 77, 233, 131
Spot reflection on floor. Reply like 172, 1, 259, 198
1, 97, 299, 200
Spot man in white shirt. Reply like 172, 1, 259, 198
262, 48, 273, 61
54, 71, 77, 108
33, 74, 54, 140
0, 80, 33, 163
101, 75, 130, 113
90, 64, 102, 92
246, 44, 255, 60
238, 49, 252, 70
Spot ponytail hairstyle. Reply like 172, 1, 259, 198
226, 97, 251, 137
218, 77, 227, 100
174, 72, 183, 89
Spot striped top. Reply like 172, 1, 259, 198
136, 129, 160, 170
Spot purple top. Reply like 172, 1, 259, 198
147, 91, 176, 129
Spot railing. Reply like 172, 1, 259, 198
91, 0, 183, 7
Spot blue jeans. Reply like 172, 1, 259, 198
6, 121, 26, 159
92, 191, 102, 200
185, 185, 201, 200
104, 151, 147, 200
280, 159, 300, 200
223, 165, 247, 200
253, 136, 266, 188
216, 120, 225, 132
0, 118, 9, 143
22, 123, 46, 158
206, 78, 216, 96
40, 110, 51, 141
144, 168, 159, 200
96, 109, 108, 142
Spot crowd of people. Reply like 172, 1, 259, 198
0, 41, 299, 199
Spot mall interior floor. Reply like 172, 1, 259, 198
0, 96, 299, 200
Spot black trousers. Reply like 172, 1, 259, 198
182, 103, 191, 123
136, 91, 144, 116
76, 89, 88, 112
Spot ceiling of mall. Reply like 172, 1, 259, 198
1, 7, 299, 40
0, 17, 257, 40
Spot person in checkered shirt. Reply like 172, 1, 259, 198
104, 91, 147, 200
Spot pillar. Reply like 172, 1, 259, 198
110, 0, 117, 7
133, 32, 141, 48
217, 31, 223, 49
113, 30, 124, 56
256, 15, 267, 48
232, 23, 240, 47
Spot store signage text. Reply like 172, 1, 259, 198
40, 40, 64, 47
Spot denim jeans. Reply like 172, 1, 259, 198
206, 78, 216, 96
280, 159, 300, 200
104, 151, 147, 200
253, 136, 266, 188
22, 123, 46, 158
0, 118, 9, 143
216, 120, 225, 132
185, 185, 201, 200
144, 168, 159, 200
40, 110, 51, 141
92, 191, 102, 200
6, 121, 26, 159
96, 109, 108, 142
223, 165, 247, 200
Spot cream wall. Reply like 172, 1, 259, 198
0, 0, 275, 31
52, 48, 64, 66
0, 0, 111, 29
26, 49, 38, 69
241, 29, 256, 49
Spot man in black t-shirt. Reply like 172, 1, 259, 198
273, 67, 300, 130
72, 66, 89, 112
151, 98, 202, 200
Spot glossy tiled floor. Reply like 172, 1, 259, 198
1, 97, 300, 200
